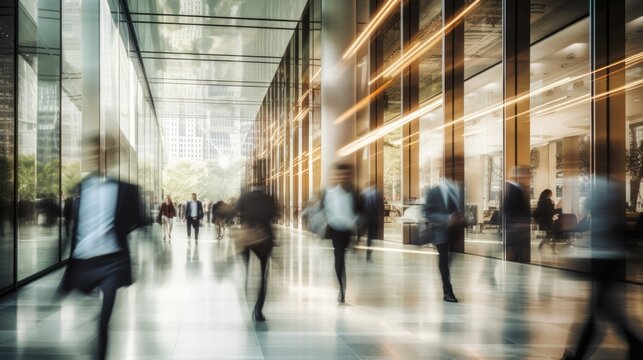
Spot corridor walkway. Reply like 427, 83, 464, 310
0, 225, 640, 359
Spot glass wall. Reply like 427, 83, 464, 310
530, 17, 591, 272
625, 0, 643, 283
17, 0, 61, 280
463, 0, 503, 259
0, 0, 162, 292
249, 0, 641, 283
0, 1, 16, 290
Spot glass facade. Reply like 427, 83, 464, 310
249, 0, 643, 284
0, 0, 162, 293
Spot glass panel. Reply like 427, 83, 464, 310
625, 0, 643, 283
0, 0, 16, 289
530, 0, 588, 43
418, 0, 442, 103
463, 0, 503, 258
17, 0, 61, 279
419, 103, 444, 195
530, 19, 591, 272
464, 0, 502, 80
383, 128, 402, 242
463, 65, 504, 258
381, 7, 401, 122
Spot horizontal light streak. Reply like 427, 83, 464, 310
353, 245, 439, 255
338, 98, 442, 156
369, 0, 481, 85
335, 79, 395, 124
342, 0, 401, 60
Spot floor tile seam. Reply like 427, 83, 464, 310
335, 331, 364, 360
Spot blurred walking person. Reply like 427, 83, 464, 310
422, 178, 464, 303
185, 193, 204, 244
57, 136, 141, 360
324, 163, 358, 303
504, 166, 531, 263
237, 178, 276, 322
160, 195, 176, 241
563, 177, 642, 359
211, 200, 230, 241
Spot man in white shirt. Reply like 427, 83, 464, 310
324, 163, 358, 303
185, 193, 204, 243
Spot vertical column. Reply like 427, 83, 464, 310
401, 0, 419, 244
591, 0, 626, 279
503, 0, 530, 262
442, 0, 465, 253
370, 0, 385, 240
321, 0, 357, 186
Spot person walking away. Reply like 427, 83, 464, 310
160, 195, 176, 241
237, 181, 276, 321
204, 198, 211, 226
324, 163, 358, 303
423, 178, 464, 303
185, 193, 204, 244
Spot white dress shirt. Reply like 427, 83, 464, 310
324, 185, 357, 231
73, 177, 121, 259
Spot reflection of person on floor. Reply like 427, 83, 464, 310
563, 177, 642, 360
57, 136, 141, 360
237, 177, 276, 322
423, 178, 463, 303
324, 163, 358, 303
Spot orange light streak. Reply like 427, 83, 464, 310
342, 0, 401, 60
335, 79, 394, 124
369, 0, 481, 85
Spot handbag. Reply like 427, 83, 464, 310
308, 203, 328, 239
411, 218, 433, 245
230, 224, 271, 250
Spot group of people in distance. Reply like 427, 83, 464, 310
157, 194, 235, 243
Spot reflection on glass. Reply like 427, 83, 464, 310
418, 0, 442, 102
530, 0, 588, 43
0, 1, 16, 289
464, 0, 502, 79
530, 19, 590, 272
382, 8, 401, 122
17, 0, 61, 279
419, 104, 443, 195
463, 65, 503, 258
383, 128, 402, 242
625, 0, 643, 283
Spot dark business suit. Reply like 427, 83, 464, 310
59, 176, 140, 360
503, 182, 531, 262
422, 183, 461, 296
237, 188, 276, 318
185, 200, 204, 240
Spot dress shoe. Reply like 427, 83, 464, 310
253, 309, 266, 322
443, 293, 458, 303
338, 290, 345, 303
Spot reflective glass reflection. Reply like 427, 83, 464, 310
0, 1, 16, 289
530, 19, 591, 272
17, 0, 61, 279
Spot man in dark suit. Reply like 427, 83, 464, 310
503, 166, 531, 263
423, 179, 464, 303
57, 137, 141, 360
185, 193, 204, 243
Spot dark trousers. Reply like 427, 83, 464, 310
435, 243, 453, 295
366, 218, 377, 258
97, 283, 118, 360
328, 226, 351, 292
187, 217, 200, 239
242, 247, 270, 313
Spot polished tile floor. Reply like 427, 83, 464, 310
0, 223, 641, 359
